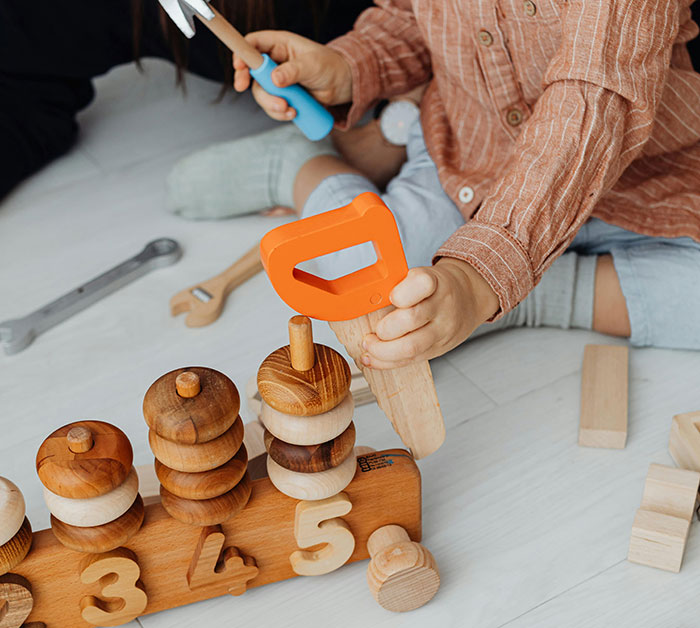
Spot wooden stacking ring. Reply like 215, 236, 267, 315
0, 518, 32, 576
155, 444, 248, 500
267, 452, 357, 501
36, 420, 133, 499
160, 472, 252, 526
261, 395, 354, 446
43, 467, 139, 527
50, 494, 145, 554
264, 423, 356, 473
143, 367, 240, 444
149, 416, 244, 473
0, 478, 26, 546
257, 344, 351, 416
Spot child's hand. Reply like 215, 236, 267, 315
360, 258, 500, 369
233, 31, 352, 122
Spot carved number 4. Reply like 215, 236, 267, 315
0, 574, 45, 628
290, 493, 355, 576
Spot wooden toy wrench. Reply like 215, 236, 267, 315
158, 0, 334, 141
260, 193, 445, 459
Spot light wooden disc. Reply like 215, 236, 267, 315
0, 518, 32, 576
260, 394, 354, 446
149, 415, 244, 473
160, 472, 252, 526
43, 467, 139, 528
257, 344, 351, 416
155, 443, 248, 500
50, 494, 145, 554
36, 420, 133, 499
264, 423, 356, 473
143, 367, 240, 444
266, 451, 357, 500
0, 478, 26, 546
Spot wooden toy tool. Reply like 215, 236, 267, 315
158, 0, 334, 140
260, 192, 446, 459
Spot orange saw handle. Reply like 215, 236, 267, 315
260, 192, 408, 321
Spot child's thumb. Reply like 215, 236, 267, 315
271, 60, 304, 88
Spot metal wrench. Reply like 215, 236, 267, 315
0, 238, 182, 355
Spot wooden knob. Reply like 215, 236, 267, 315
176, 371, 201, 398
366, 525, 440, 612
0, 478, 26, 547
66, 426, 93, 453
288, 316, 315, 371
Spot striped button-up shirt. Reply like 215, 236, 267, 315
329, 0, 700, 316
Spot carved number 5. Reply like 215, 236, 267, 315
80, 548, 148, 627
290, 493, 355, 576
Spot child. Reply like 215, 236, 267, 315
174, 1, 700, 368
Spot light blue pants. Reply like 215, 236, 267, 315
302, 121, 700, 350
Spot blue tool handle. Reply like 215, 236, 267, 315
250, 54, 334, 141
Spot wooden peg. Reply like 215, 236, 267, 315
0, 573, 35, 628
36, 421, 133, 499
155, 444, 248, 500
366, 524, 440, 612
176, 371, 201, 398
267, 451, 356, 500
288, 316, 315, 371
66, 427, 93, 454
0, 519, 32, 577
148, 416, 244, 473
669, 411, 700, 472
0, 478, 26, 547
260, 395, 354, 446
43, 467, 139, 528
79, 548, 148, 627
264, 423, 356, 473
50, 495, 144, 554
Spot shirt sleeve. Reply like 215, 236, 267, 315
327, 0, 432, 128
435, 0, 682, 318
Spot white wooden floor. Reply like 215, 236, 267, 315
1, 60, 699, 628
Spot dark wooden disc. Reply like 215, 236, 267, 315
36, 421, 133, 499
264, 422, 356, 473
257, 344, 351, 416
143, 367, 240, 445
160, 472, 252, 526
155, 443, 248, 500
50, 494, 145, 554
0, 518, 31, 576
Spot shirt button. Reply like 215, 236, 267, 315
458, 185, 475, 204
524, 0, 537, 16
478, 30, 494, 46
507, 108, 524, 126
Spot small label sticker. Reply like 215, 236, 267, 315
357, 452, 412, 472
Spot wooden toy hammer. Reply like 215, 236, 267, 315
260, 192, 446, 459
158, 0, 334, 141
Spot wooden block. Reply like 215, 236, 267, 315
43, 467, 139, 528
0, 478, 25, 546
14, 449, 421, 626
36, 421, 133, 499
257, 344, 351, 416
267, 450, 356, 500
669, 411, 700, 472
143, 367, 240, 445
289, 493, 355, 576
578, 344, 629, 449
260, 395, 354, 446
242, 420, 267, 459
148, 416, 244, 473
160, 473, 252, 526
264, 423, 356, 473
155, 445, 248, 500
628, 509, 690, 572
366, 524, 440, 612
50, 495, 145, 554
186, 526, 259, 594
79, 548, 148, 627
640, 463, 700, 521
0, 519, 31, 577
0, 573, 35, 628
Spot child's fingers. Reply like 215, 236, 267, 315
251, 83, 297, 121
375, 301, 433, 341
233, 66, 251, 92
390, 268, 438, 309
361, 325, 435, 367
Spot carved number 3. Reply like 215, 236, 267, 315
290, 492, 355, 576
0, 574, 40, 628
80, 548, 148, 627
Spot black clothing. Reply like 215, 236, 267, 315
0, 0, 371, 199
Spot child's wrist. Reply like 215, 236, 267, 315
435, 256, 499, 323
